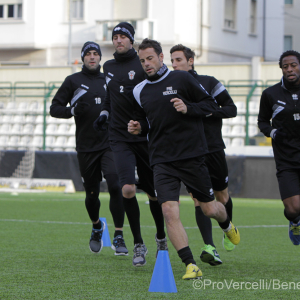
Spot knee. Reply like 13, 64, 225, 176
122, 184, 136, 198
161, 202, 178, 223
200, 201, 218, 218
106, 174, 121, 195
85, 184, 100, 203
214, 190, 229, 205
285, 204, 300, 217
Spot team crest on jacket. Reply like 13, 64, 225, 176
128, 70, 135, 80
163, 86, 177, 95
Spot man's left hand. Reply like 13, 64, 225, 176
170, 98, 187, 114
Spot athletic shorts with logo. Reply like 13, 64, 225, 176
109, 140, 156, 197
205, 149, 229, 191
276, 168, 300, 200
77, 148, 117, 188
153, 156, 215, 205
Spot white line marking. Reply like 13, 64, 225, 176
0, 219, 288, 229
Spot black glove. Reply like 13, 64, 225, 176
272, 128, 287, 142
73, 101, 90, 116
93, 114, 107, 131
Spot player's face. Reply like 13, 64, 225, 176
139, 47, 164, 77
171, 51, 193, 71
83, 50, 100, 71
282, 55, 300, 85
112, 34, 132, 54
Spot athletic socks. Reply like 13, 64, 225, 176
225, 196, 233, 221
195, 206, 215, 247
106, 174, 125, 229
114, 230, 123, 238
123, 196, 143, 245
93, 220, 102, 230
218, 215, 231, 231
178, 246, 196, 266
149, 199, 166, 239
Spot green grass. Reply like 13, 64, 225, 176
0, 192, 299, 299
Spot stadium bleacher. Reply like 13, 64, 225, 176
0, 80, 268, 152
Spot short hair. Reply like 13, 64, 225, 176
170, 44, 195, 69
279, 50, 300, 68
138, 38, 162, 56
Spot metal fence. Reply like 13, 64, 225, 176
0, 80, 278, 150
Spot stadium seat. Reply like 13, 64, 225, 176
19, 136, 32, 150
57, 124, 69, 135
13, 115, 26, 124
222, 125, 231, 137
2, 115, 13, 124
0, 135, 9, 148
0, 123, 11, 134
34, 124, 44, 135
248, 115, 258, 125
249, 101, 260, 114
18, 102, 29, 111
32, 136, 43, 149
230, 115, 246, 125
11, 124, 23, 135
45, 136, 56, 151
53, 136, 67, 151
46, 124, 58, 135
23, 124, 35, 134
223, 118, 231, 125
7, 136, 20, 149
47, 115, 59, 124
65, 136, 76, 152
5, 102, 17, 111
223, 137, 231, 147
248, 125, 258, 137
0, 101, 5, 109
231, 137, 245, 147
230, 125, 246, 137
25, 115, 36, 124
68, 124, 76, 136
235, 102, 246, 114
29, 101, 43, 113
35, 115, 45, 124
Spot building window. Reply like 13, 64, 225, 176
0, 3, 22, 19
284, 35, 293, 51
72, 0, 84, 20
224, 0, 236, 29
250, 0, 257, 34
285, 0, 293, 4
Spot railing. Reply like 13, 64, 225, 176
0, 80, 280, 150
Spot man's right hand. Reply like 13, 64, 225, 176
93, 115, 108, 131
128, 120, 141, 135
271, 128, 287, 142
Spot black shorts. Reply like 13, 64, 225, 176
153, 156, 214, 205
109, 140, 155, 197
205, 150, 229, 191
77, 148, 117, 188
276, 169, 300, 200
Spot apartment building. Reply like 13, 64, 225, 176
0, 0, 285, 66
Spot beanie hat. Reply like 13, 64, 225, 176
81, 41, 102, 61
112, 22, 135, 43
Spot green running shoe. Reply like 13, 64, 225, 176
223, 233, 236, 251
200, 244, 222, 266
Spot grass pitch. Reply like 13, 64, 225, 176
0, 192, 299, 299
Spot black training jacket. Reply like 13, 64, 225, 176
50, 67, 109, 152
102, 53, 147, 142
258, 78, 300, 170
189, 70, 237, 153
133, 69, 221, 166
